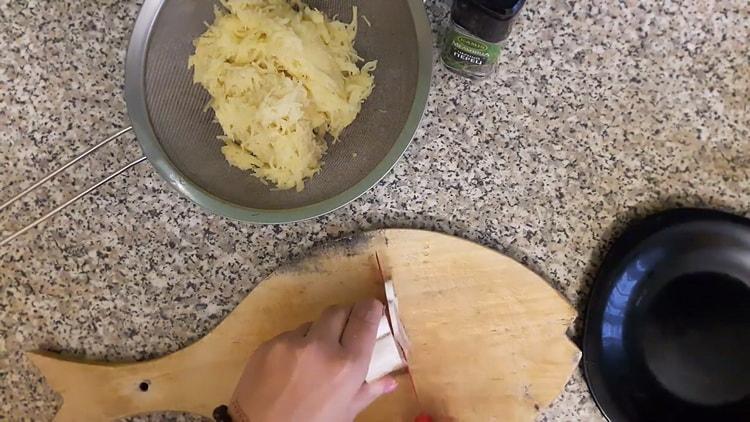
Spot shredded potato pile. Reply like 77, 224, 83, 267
189, 0, 376, 191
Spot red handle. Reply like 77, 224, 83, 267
414, 413, 433, 422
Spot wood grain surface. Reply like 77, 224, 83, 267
28, 229, 579, 421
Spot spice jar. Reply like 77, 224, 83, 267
440, 0, 526, 79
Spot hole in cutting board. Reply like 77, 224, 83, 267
139, 381, 150, 392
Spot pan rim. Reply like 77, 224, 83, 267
124, 0, 432, 224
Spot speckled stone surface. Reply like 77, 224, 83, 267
1, 0, 748, 420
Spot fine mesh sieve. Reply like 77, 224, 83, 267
127, 0, 432, 221
0, 0, 432, 244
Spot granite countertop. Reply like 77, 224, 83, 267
1, 0, 748, 420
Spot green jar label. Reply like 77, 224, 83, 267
442, 28, 501, 69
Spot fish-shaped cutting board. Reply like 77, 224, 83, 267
28, 229, 580, 421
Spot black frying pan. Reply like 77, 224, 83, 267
583, 208, 750, 421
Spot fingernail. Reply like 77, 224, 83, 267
384, 378, 399, 393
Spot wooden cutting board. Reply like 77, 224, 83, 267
28, 229, 580, 421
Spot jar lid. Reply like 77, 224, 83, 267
451, 0, 526, 43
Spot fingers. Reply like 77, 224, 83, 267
309, 305, 351, 344
291, 321, 313, 337
350, 376, 399, 415
341, 298, 384, 360
275, 321, 312, 343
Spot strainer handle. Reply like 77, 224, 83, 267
0, 127, 146, 247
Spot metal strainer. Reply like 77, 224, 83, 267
1, 0, 432, 244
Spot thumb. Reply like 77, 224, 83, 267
350, 376, 399, 415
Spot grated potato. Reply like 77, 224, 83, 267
189, 0, 376, 191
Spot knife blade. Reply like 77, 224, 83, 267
375, 253, 430, 421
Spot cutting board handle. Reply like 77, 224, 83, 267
28, 350, 234, 421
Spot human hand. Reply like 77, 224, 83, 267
229, 298, 399, 422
